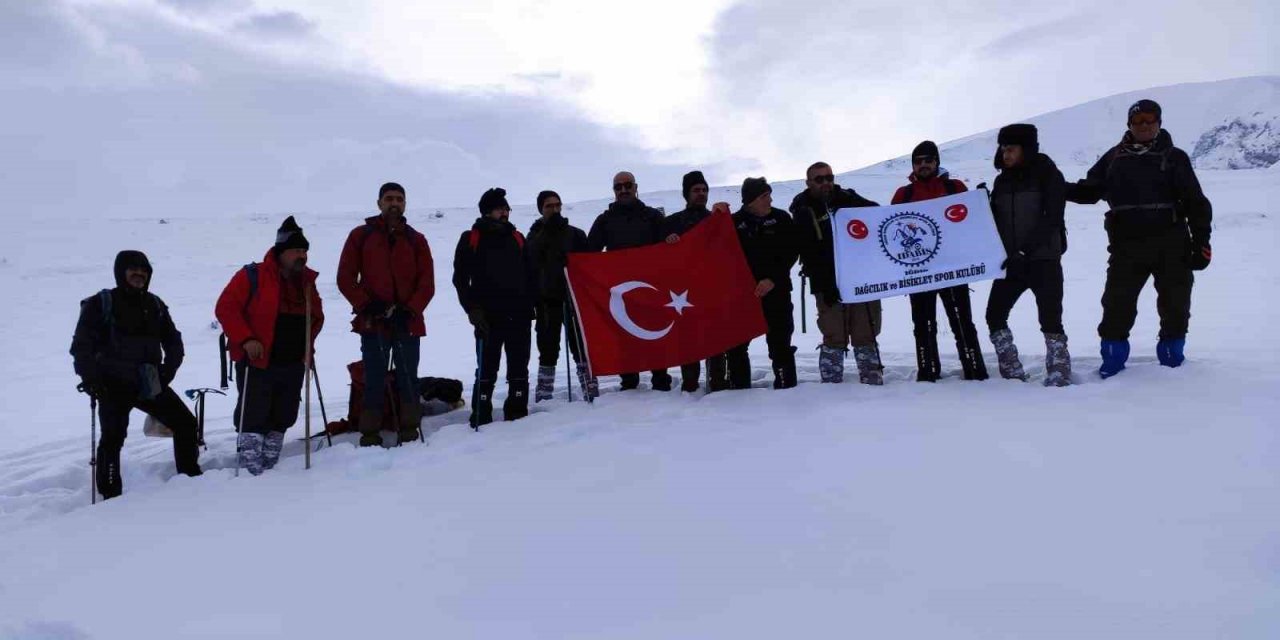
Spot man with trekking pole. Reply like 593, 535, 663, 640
71, 250, 202, 501
337, 182, 436, 446
215, 216, 324, 474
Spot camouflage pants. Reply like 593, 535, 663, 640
814, 293, 881, 349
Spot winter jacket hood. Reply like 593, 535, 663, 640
113, 250, 153, 291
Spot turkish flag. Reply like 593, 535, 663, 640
566, 207, 767, 376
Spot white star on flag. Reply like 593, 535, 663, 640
665, 290, 693, 315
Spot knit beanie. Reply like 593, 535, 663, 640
912, 140, 940, 161
682, 170, 709, 201
273, 215, 310, 256
536, 190, 561, 211
741, 177, 772, 205
1128, 99, 1162, 123
479, 187, 510, 215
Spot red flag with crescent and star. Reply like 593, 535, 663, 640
566, 206, 767, 376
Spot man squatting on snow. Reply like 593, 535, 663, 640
71, 99, 1212, 499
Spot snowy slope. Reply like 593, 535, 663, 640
862, 76, 1280, 175
2, 85, 1280, 637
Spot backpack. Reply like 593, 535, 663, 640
218, 263, 260, 388
468, 228, 525, 251
901, 177, 959, 203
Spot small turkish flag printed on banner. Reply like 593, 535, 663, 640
566, 209, 766, 376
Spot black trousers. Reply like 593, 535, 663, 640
727, 290, 795, 387
535, 300, 583, 367
477, 311, 532, 383
911, 285, 982, 352
233, 361, 306, 435
1099, 226, 1194, 340
986, 260, 1065, 335
98, 386, 200, 474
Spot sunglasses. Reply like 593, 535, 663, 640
1130, 116, 1159, 126
810, 174, 835, 184
612, 181, 636, 191
912, 156, 938, 165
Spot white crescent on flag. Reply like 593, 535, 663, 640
608, 281, 674, 341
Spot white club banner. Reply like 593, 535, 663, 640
832, 190, 1006, 303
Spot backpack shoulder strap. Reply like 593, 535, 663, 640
468, 229, 481, 251
242, 263, 259, 312
98, 289, 113, 327
513, 230, 525, 249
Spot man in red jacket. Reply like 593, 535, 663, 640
890, 141, 989, 382
337, 182, 436, 446
215, 216, 323, 474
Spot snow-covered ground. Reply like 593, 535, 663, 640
1, 149, 1278, 637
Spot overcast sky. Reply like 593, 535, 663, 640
2, 0, 1276, 217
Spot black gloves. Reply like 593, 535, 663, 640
823, 287, 842, 304
1001, 251, 1028, 273
467, 308, 489, 336
78, 377, 105, 399
1189, 237, 1211, 271
363, 301, 389, 319
159, 365, 176, 387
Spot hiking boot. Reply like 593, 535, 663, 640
772, 347, 798, 389
679, 362, 701, 393
359, 432, 384, 447
990, 329, 1028, 381
853, 345, 884, 386
97, 445, 123, 500
397, 401, 422, 443
262, 431, 285, 469
1043, 333, 1072, 387
237, 432, 265, 476
503, 379, 529, 421
1099, 339, 1129, 379
619, 373, 640, 391
650, 370, 673, 392
575, 363, 599, 399
535, 365, 556, 402
1157, 338, 1185, 368
471, 379, 495, 428
706, 355, 729, 393
958, 344, 990, 381
914, 321, 941, 383
818, 345, 844, 383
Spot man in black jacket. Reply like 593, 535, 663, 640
661, 170, 729, 393
453, 188, 535, 427
985, 124, 1072, 387
728, 178, 800, 389
527, 189, 597, 401
789, 162, 883, 385
587, 171, 672, 391
1065, 99, 1213, 379
70, 250, 201, 500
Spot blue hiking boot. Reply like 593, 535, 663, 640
1157, 338, 1186, 368
1099, 339, 1129, 379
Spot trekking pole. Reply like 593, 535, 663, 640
563, 301, 574, 403
471, 337, 484, 430
304, 288, 313, 470
89, 393, 97, 505
234, 365, 251, 478
310, 363, 332, 448
800, 274, 808, 333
